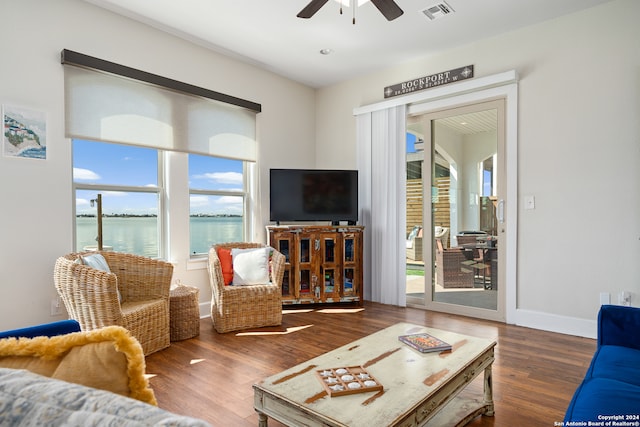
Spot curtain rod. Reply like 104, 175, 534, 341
61, 49, 261, 113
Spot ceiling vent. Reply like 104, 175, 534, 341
421, 1, 454, 20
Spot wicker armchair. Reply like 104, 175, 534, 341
435, 239, 474, 288
208, 243, 285, 333
53, 251, 173, 355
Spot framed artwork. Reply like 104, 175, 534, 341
3, 104, 47, 160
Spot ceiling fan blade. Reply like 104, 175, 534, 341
370, 0, 404, 21
297, 0, 330, 19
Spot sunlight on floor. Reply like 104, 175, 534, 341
216, 308, 365, 337
235, 324, 314, 336
315, 308, 364, 314
190, 358, 205, 365
283, 308, 365, 315
282, 308, 314, 314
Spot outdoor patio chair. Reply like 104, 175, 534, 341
435, 239, 475, 288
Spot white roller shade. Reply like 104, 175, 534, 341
64, 64, 257, 161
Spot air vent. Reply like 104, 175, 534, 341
421, 1, 454, 20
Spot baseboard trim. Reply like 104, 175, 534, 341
199, 302, 209, 319
515, 308, 597, 339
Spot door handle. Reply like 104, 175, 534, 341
498, 199, 505, 224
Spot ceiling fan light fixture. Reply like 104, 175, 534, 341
319, 48, 333, 55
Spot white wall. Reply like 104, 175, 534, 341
433, 123, 464, 239
460, 130, 497, 232
0, 0, 316, 330
316, 0, 640, 336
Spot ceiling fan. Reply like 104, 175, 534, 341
297, 0, 404, 22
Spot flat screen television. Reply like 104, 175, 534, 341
270, 168, 358, 224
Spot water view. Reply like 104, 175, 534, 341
76, 216, 242, 258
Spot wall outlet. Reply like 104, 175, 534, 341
599, 292, 610, 305
50, 298, 62, 316
524, 195, 535, 210
618, 291, 631, 307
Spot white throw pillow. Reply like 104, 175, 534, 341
231, 247, 270, 286
81, 254, 111, 272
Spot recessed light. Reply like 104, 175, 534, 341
320, 48, 333, 55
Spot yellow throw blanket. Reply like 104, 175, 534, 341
0, 325, 156, 405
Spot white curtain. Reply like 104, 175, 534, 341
357, 105, 407, 306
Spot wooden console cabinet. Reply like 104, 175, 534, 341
267, 225, 364, 306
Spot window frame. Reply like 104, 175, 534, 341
188, 156, 249, 258
72, 141, 166, 259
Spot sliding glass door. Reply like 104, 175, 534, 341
406, 99, 505, 322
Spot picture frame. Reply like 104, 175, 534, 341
2, 104, 47, 160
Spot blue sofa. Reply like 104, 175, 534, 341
0, 319, 80, 339
564, 305, 640, 422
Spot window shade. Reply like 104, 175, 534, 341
63, 59, 258, 161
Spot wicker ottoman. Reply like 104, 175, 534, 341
169, 285, 200, 341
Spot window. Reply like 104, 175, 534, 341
64, 51, 259, 261
189, 154, 245, 255
73, 139, 162, 258
481, 155, 495, 197
73, 141, 249, 259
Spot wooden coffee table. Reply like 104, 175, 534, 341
253, 322, 496, 426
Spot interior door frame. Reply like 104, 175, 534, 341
406, 82, 518, 324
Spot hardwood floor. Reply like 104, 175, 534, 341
145, 302, 596, 426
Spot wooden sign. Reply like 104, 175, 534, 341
384, 65, 474, 98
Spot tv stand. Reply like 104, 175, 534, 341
267, 225, 364, 306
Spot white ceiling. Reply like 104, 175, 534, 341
84, 0, 613, 88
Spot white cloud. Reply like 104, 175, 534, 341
73, 168, 100, 180
190, 195, 210, 207
189, 194, 243, 215
218, 196, 242, 205
193, 172, 242, 185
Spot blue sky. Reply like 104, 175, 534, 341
406, 132, 417, 153
73, 140, 243, 216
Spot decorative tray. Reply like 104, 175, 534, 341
315, 366, 383, 397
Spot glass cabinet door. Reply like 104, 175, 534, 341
342, 233, 360, 299
277, 237, 293, 299
269, 231, 295, 300
320, 234, 341, 301
297, 234, 314, 300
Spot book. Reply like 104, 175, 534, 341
398, 332, 452, 353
